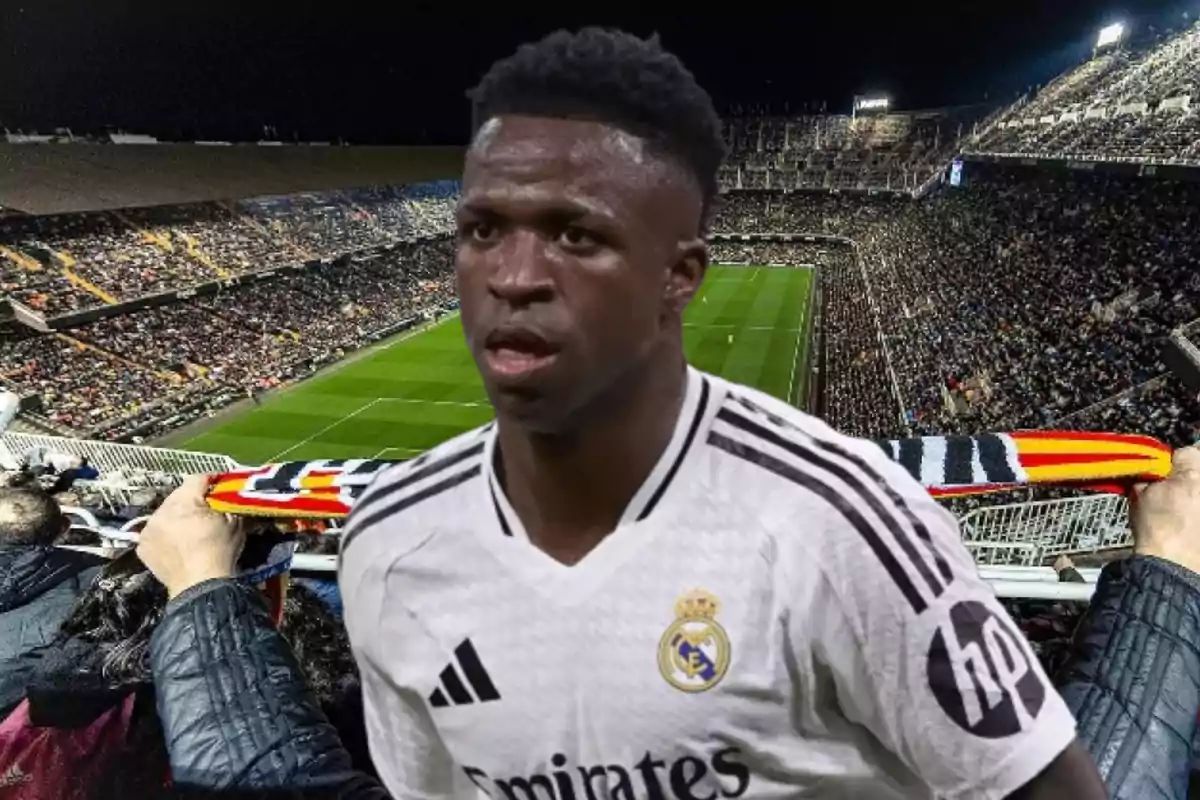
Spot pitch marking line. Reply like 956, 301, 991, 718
375, 397, 489, 408
265, 397, 384, 462
177, 312, 460, 449
683, 323, 802, 332
786, 303, 807, 406
266, 395, 490, 463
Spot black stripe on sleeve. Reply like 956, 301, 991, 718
708, 429, 928, 614
455, 640, 501, 702
348, 442, 484, 525
340, 465, 482, 557
716, 408, 946, 603
731, 395, 957, 587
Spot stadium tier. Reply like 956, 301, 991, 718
718, 20, 1200, 197
719, 105, 995, 194
970, 20, 1200, 164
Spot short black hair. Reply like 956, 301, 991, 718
0, 486, 64, 546
468, 27, 727, 229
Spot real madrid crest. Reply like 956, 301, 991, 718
658, 588, 731, 693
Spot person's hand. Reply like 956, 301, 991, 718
1131, 445, 1200, 575
1053, 554, 1075, 573
137, 474, 246, 598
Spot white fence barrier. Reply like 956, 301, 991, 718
959, 493, 1131, 564
0, 432, 239, 476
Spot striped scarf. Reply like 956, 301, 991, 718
205, 430, 1171, 519
875, 430, 1171, 498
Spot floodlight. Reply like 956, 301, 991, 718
1097, 22, 1125, 49
854, 97, 890, 112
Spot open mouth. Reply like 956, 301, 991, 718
483, 326, 561, 379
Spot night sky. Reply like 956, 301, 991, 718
0, 0, 1192, 145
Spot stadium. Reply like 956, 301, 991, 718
1, 9, 1199, 796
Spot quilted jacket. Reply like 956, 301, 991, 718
1059, 555, 1200, 800
149, 579, 386, 799
0, 544, 104, 716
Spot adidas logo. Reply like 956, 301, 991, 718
429, 639, 501, 708
0, 764, 31, 788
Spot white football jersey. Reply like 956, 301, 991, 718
339, 367, 1076, 800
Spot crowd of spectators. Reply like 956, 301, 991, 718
713, 162, 1200, 449
720, 105, 989, 194
973, 20, 1200, 163
240, 181, 458, 260
719, 21, 1200, 201
1, 184, 458, 441
0, 181, 458, 314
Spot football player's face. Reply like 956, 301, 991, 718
455, 115, 705, 433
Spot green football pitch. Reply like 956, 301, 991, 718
176, 265, 814, 465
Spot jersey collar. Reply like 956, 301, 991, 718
485, 366, 713, 543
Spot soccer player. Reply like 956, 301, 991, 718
338, 29, 1104, 799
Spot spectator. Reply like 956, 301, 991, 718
139, 477, 382, 797
0, 550, 368, 798
1059, 446, 1200, 798
0, 550, 173, 798
0, 487, 104, 715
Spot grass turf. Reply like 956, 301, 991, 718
179, 265, 814, 464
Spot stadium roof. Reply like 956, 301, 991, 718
0, 143, 464, 216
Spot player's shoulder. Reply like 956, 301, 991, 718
706, 377, 929, 508
339, 422, 491, 560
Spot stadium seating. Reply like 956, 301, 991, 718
1, 184, 459, 440
720, 106, 992, 194
0, 182, 458, 311
714, 162, 1200, 450
972, 21, 1200, 163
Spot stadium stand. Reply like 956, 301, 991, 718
720, 104, 997, 193
0, 139, 463, 215
1, 182, 459, 440
713, 162, 1200, 449
972, 20, 1200, 163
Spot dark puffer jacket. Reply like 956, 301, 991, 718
1059, 555, 1200, 800
150, 557, 1200, 799
0, 545, 105, 715
149, 580, 385, 798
